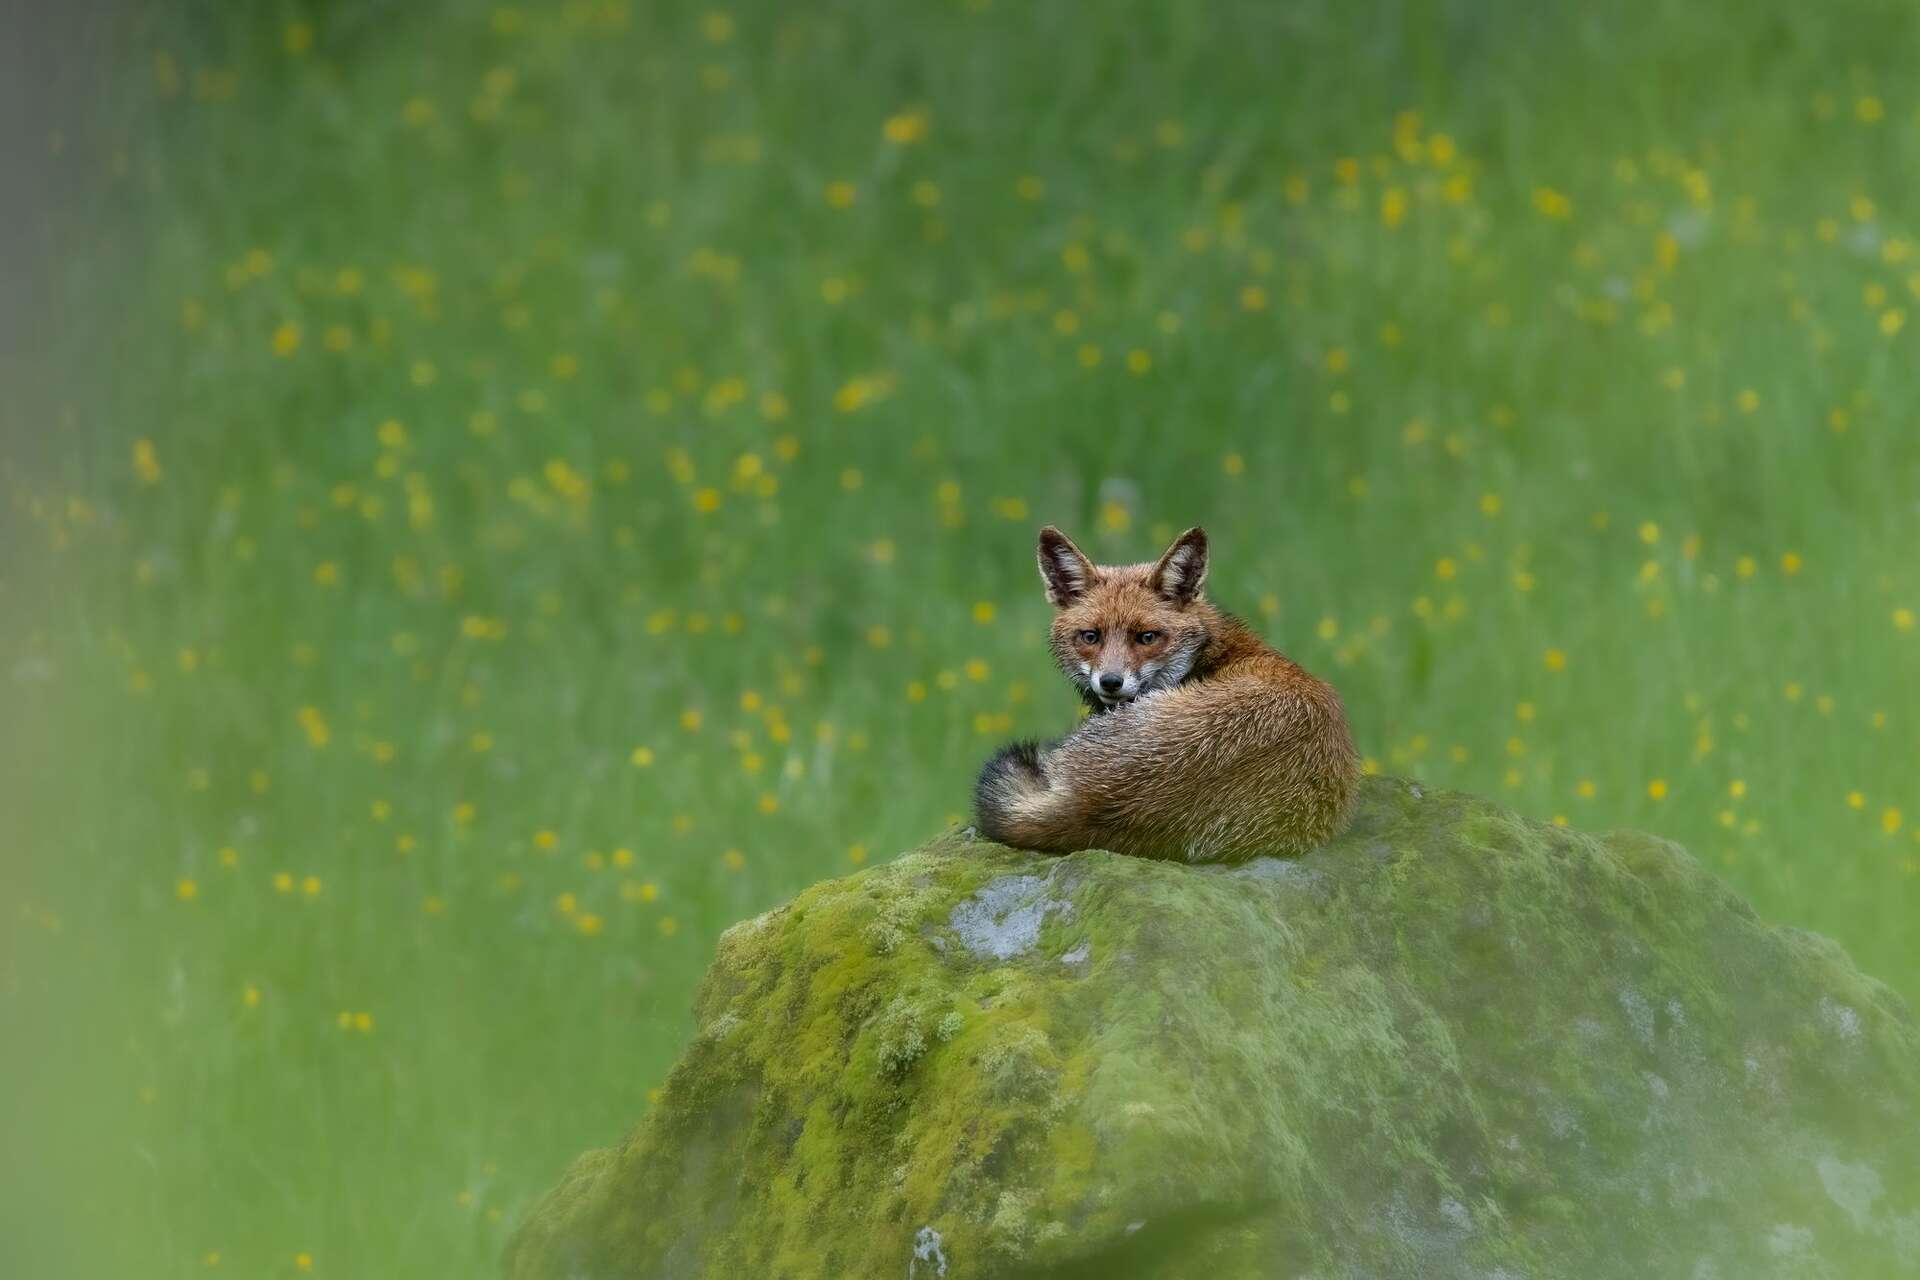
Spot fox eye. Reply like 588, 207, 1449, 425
1135, 630, 1159, 644
1077, 629, 1101, 645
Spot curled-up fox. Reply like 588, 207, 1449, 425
974, 525, 1360, 863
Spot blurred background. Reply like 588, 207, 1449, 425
4, 0, 1918, 1273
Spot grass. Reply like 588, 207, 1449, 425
4, 0, 1920, 1274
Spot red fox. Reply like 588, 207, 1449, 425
973, 525, 1361, 863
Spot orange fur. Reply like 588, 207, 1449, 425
975, 526, 1361, 862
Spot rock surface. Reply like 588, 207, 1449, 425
506, 778, 1920, 1278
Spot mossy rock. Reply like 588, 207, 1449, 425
506, 778, 1920, 1278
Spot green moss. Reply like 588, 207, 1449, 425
506, 778, 1920, 1279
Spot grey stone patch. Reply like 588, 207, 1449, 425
949, 873, 1073, 961
1543, 1099, 1582, 1142
1377, 1188, 1475, 1264
1818, 997, 1862, 1042
1124, 1219, 1146, 1236
1060, 941, 1092, 969
909, 1225, 948, 1277
1360, 833, 1403, 865
1226, 856, 1326, 889
1816, 1156, 1882, 1231
1765, 1223, 1814, 1257
1741, 1043, 1785, 1101
1618, 987, 1655, 1045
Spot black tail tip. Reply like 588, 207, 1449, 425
973, 739, 1045, 833
988, 739, 1043, 775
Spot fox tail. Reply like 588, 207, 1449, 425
972, 739, 1055, 845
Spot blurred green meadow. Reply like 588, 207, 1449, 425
5, 0, 1920, 1273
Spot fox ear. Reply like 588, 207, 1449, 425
1150, 527, 1209, 605
1036, 526, 1096, 607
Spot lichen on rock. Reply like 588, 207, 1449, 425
505, 777, 1920, 1279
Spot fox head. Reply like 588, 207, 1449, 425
1035, 525, 1213, 711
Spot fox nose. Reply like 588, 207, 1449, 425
1097, 672, 1126, 695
